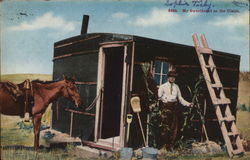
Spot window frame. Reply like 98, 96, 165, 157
151, 57, 175, 86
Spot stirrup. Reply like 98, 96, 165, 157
24, 112, 30, 122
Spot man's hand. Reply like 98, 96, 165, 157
189, 103, 194, 107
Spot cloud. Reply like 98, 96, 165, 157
9, 12, 76, 32
129, 8, 181, 27
112, 12, 129, 19
209, 11, 249, 27
186, 12, 200, 19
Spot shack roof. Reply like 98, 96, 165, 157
54, 32, 240, 62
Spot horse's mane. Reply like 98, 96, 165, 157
32, 78, 62, 84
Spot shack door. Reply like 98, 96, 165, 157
95, 43, 131, 149
101, 47, 124, 138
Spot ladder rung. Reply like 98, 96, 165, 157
211, 83, 223, 88
218, 116, 235, 122
232, 149, 244, 155
213, 98, 231, 105
199, 47, 213, 54
223, 116, 235, 121
205, 65, 216, 68
227, 131, 239, 136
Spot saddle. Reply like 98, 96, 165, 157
2, 79, 34, 120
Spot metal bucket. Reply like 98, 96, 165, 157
120, 147, 133, 160
142, 147, 158, 160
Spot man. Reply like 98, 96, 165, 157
158, 71, 193, 107
158, 70, 193, 150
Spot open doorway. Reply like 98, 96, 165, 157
101, 47, 124, 139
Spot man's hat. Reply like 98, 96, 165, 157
167, 71, 178, 77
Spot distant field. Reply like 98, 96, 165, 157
237, 111, 250, 140
238, 72, 250, 106
0, 74, 52, 83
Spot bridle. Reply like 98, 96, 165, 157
64, 82, 77, 101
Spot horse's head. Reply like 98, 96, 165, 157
62, 76, 82, 107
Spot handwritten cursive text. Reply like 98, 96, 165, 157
165, 0, 215, 10
191, 0, 214, 10
232, 0, 249, 8
165, 0, 190, 8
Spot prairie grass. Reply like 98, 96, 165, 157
237, 111, 250, 140
0, 115, 47, 147
158, 151, 250, 160
1, 145, 100, 160
238, 72, 250, 107
1, 148, 71, 160
0, 115, 100, 160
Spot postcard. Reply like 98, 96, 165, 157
1, 0, 249, 159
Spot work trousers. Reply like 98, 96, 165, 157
160, 101, 179, 150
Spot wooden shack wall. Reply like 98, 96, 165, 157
52, 33, 134, 141
52, 35, 103, 140
133, 41, 240, 113
133, 42, 240, 141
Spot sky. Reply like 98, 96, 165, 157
0, 0, 249, 75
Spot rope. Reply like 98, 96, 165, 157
84, 89, 102, 111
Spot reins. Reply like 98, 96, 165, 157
84, 89, 102, 111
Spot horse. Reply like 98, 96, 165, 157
0, 76, 81, 150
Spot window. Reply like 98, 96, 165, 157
153, 60, 169, 85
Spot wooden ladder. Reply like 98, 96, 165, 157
192, 34, 245, 157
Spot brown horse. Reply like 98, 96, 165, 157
0, 76, 81, 150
